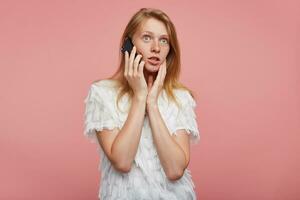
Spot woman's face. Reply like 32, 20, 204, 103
132, 18, 170, 73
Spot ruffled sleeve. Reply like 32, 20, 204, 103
83, 84, 120, 144
171, 90, 200, 145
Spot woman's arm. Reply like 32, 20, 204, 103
97, 47, 148, 173
97, 95, 146, 173
146, 103, 190, 181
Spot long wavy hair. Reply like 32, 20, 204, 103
97, 8, 194, 111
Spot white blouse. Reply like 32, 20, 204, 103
84, 79, 200, 200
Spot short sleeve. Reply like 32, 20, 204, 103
83, 84, 120, 144
172, 91, 200, 145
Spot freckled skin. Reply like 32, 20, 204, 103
132, 18, 170, 75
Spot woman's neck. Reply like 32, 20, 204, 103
144, 69, 158, 86
111, 69, 158, 86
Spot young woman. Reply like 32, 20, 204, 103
84, 8, 200, 200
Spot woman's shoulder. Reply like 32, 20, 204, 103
89, 79, 119, 93
85, 79, 119, 103
171, 87, 196, 107
173, 88, 193, 99
92, 78, 118, 88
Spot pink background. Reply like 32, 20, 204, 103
1, 0, 299, 199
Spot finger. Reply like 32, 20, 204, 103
147, 75, 154, 90
128, 46, 136, 76
158, 60, 167, 82
124, 51, 129, 76
138, 60, 145, 76
153, 65, 163, 87
160, 63, 167, 83
133, 54, 142, 76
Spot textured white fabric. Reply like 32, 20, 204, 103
84, 79, 200, 200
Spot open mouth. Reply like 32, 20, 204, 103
148, 56, 160, 65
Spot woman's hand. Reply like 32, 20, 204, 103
124, 46, 148, 99
146, 59, 167, 107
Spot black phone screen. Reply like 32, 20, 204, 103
121, 37, 134, 54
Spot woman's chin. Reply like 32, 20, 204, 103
145, 63, 160, 73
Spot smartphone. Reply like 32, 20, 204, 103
121, 37, 134, 54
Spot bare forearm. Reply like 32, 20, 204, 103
147, 104, 186, 179
111, 96, 146, 169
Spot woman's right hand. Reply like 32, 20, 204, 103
124, 46, 148, 99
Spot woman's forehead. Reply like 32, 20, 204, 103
138, 18, 168, 36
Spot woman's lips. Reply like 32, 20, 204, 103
147, 58, 160, 65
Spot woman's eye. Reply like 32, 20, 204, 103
142, 35, 151, 41
160, 38, 169, 44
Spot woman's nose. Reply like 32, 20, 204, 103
151, 40, 160, 53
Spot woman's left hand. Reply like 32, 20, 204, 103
146, 60, 167, 107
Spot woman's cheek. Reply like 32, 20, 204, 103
135, 46, 145, 57
138, 50, 147, 61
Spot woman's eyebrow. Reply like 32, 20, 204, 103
143, 31, 169, 38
